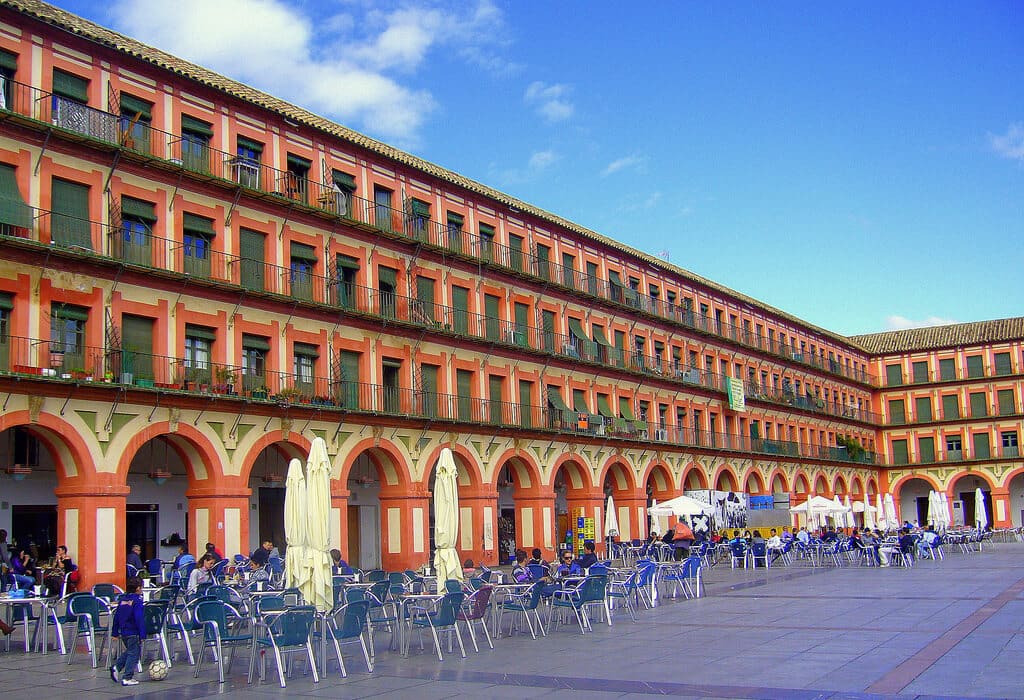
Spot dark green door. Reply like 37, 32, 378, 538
338, 350, 360, 408
121, 314, 154, 380
239, 228, 265, 291
452, 286, 469, 335
51, 178, 91, 249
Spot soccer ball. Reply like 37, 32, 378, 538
148, 659, 169, 681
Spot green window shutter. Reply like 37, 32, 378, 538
290, 242, 317, 262
618, 397, 635, 421
182, 213, 215, 236
452, 286, 469, 335
410, 199, 430, 217
994, 352, 1012, 376
332, 170, 356, 190
52, 69, 88, 102
121, 196, 157, 222
912, 361, 928, 383
891, 439, 909, 465
0, 49, 17, 71
286, 154, 310, 171
547, 386, 570, 411
0, 163, 33, 228
918, 437, 935, 463
242, 334, 270, 351
236, 136, 263, 154
51, 178, 91, 249
885, 364, 903, 386
181, 115, 213, 137
52, 303, 89, 321
560, 252, 575, 287
966, 355, 984, 378
478, 223, 494, 237
750, 421, 760, 439
416, 276, 434, 305
941, 394, 959, 419
456, 369, 473, 420
596, 395, 614, 418
914, 397, 932, 422
541, 309, 556, 351
339, 350, 360, 380
121, 314, 154, 379
508, 234, 523, 271
484, 294, 500, 340
337, 350, 360, 407
336, 255, 359, 270
973, 432, 990, 459
573, 389, 589, 415
419, 364, 438, 417
488, 375, 504, 424
969, 392, 988, 417
997, 389, 1015, 415
378, 266, 396, 289
518, 380, 533, 427
185, 324, 216, 341
0, 292, 13, 310
888, 399, 905, 424
120, 94, 152, 120
592, 326, 612, 347
294, 342, 319, 358
513, 303, 529, 344
239, 228, 265, 291
939, 358, 955, 381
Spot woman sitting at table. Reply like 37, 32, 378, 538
187, 553, 217, 593
43, 545, 78, 596
10, 548, 37, 590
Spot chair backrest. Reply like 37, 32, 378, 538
267, 557, 283, 575
334, 599, 369, 639
526, 563, 547, 580
681, 556, 702, 579
469, 576, 485, 590
580, 575, 608, 603
478, 566, 492, 582
433, 591, 464, 626
194, 599, 229, 639
234, 554, 248, 564
388, 571, 407, 585
751, 542, 767, 557
269, 606, 316, 646
155, 585, 181, 604
92, 583, 122, 603
444, 578, 463, 593
211, 559, 229, 578
142, 600, 169, 634
637, 562, 656, 586
69, 593, 104, 627
459, 584, 492, 620
256, 595, 285, 615
146, 558, 163, 577
176, 561, 196, 585
589, 564, 610, 576
344, 587, 366, 603
281, 587, 302, 606
365, 569, 386, 582
729, 542, 746, 557
367, 580, 390, 606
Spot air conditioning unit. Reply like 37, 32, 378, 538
654, 429, 668, 442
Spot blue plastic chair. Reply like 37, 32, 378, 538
252, 606, 319, 687
408, 591, 465, 660
194, 599, 251, 683
66, 593, 112, 668
321, 599, 373, 677
499, 580, 547, 639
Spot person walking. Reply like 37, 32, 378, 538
110, 577, 146, 686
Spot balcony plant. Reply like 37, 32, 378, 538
214, 366, 237, 394
275, 385, 303, 404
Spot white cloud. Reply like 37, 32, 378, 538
109, 0, 507, 145
524, 81, 574, 122
528, 150, 558, 169
989, 123, 1024, 161
884, 315, 959, 331
601, 154, 647, 177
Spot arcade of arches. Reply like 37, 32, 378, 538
2, 398, 1020, 589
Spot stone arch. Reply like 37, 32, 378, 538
115, 421, 221, 484
866, 476, 878, 495
337, 437, 413, 489
420, 443, 483, 489
743, 469, 766, 494
0, 410, 96, 483
793, 472, 810, 494
239, 431, 309, 484
682, 462, 708, 491
491, 448, 543, 492
894, 474, 938, 526
850, 475, 864, 496
550, 454, 593, 491
948, 471, 995, 529
833, 474, 848, 495
768, 469, 789, 494
713, 465, 738, 492
598, 457, 637, 494
812, 473, 829, 495
642, 461, 675, 498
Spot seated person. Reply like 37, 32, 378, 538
172, 545, 194, 570
330, 548, 354, 576
527, 548, 548, 567
126, 544, 144, 572
204, 542, 224, 562
462, 558, 477, 578
549, 550, 575, 579
510, 549, 532, 583
575, 540, 598, 572
780, 527, 795, 543
11, 548, 37, 590
249, 540, 274, 567
187, 553, 218, 593
766, 529, 783, 561
43, 545, 78, 596
898, 528, 917, 560
821, 527, 839, 544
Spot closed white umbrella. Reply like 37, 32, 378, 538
884, 493, 899, 530
284, 458, 309, 591
860, 494, 876, 531
432, 447, 463, 584
303, 437, 333, 612
649, 498, 659, 537
843, 495, 855, 529
975, 488, 988, 529
875, 493, 887, 531
926, 490, 938, 527
604, 494, 619, 550
939, 492, 951, 529
831, 495, 845, 527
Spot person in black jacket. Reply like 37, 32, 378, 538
110, 577, 146, 686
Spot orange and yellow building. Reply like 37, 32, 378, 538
0, 1, 1019, 589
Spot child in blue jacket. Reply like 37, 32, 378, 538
110, 577, 146, 686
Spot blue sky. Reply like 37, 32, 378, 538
57, 0, 1024, 336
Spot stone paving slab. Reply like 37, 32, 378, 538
2, 542, 1022, 699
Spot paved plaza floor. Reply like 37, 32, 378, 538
2, 542, 1023, 699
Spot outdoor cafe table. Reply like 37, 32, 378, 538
487, 582, 531, 638
0, 594, 59, 654
394, 592, 443, 657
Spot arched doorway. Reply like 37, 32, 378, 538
340, 442, 413, 571
245, 442, 298, 556
124, 435, 191, 563
0, 425, 60, 561
423, 449, 484, 568
601, 460, 638, 548
949, 473, 994, 528
494, 453, 544, 565
645, 463, 675, 539
551, 457, 596, 556
896, 476, 934, 527
1006, 471, 1024, 527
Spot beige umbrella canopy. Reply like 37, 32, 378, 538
432, 447, 463, 583
303, 437, 333, 612
284, 458, 309, 592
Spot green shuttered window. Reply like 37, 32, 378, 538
51, 178, 91, 249
0, 163, 32, 228
53, 69, 88, 102
120, 94, 152, 120
891, 439, 909, 465
181, 114, 213, 137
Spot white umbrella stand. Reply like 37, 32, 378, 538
433, 448, 463, 584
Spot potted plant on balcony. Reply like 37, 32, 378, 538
251, 385, 269, 400
214, 366, 237, 394
275, 385, 303, 404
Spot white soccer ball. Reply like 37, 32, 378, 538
148, 659, 169, 681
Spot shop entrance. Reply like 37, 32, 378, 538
126, 504, 159, 561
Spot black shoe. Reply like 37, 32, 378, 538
109, 665, 121, 683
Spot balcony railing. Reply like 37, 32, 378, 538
884, 402, 1019, 426
0, 333, 880, 465
743, 381, 880, 423
887, 443, 1024, 467
884, 362, 1019, 387
0, 77, 879, 391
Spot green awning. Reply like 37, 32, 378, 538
446, 212, 464, 227
478, 223, 494, 237
294, 342, 319, 358
121, 196, 157, 222
0, 292, 13, 310
242, 334, 270, 351
120, 94, 152, 120
181, 114, 213, 137
236, 136, 263, 154
573, 393, 591, 414
336, 254, 359, 270
290, 242, 317, 262
592, 326, 612, 347
378, 266, 397, 288
0, 164, 33, 228
185, 324, 216, 341
52, 303, 88, 321
568, 318, 589, 343
619, 399, 636, 421
52, 69, 88, 102
547, 387, 570, 412
0, 49, 17, 71
332, 170, 356, 190
182, 212, 215, 236
286, 154, 311, 171
410, 199, 430, 217
596, 395, 615, 418
633, 419, 648, 432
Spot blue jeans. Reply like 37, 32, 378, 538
115, 635, 141, 679
13, 573, 34, 590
